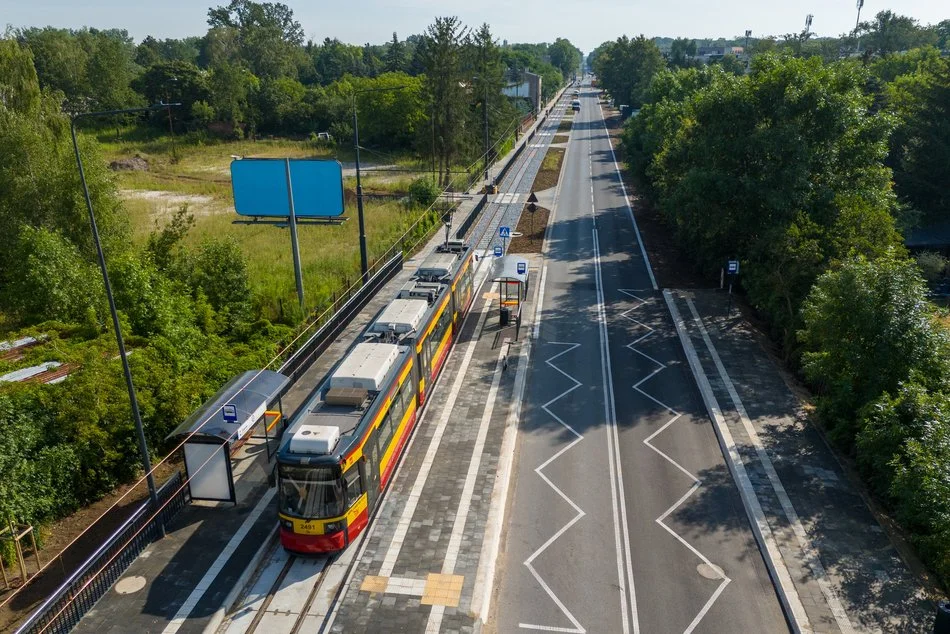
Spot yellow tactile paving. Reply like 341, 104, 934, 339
360, 575, 389, 594
420, 573, 464, 607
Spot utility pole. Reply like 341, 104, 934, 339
855, 0, 865, 54
70, 102, 179, 535
352, 85, 407, 282
483, 78, 490, 184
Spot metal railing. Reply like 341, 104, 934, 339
16, 472, 188, 634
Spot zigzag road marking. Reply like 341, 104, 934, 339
618, 289, 731, 634
519, 342, 586, 634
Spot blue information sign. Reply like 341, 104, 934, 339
499, 226, 511, 238
727, 260, 740, 274
517, 262, 527, 275
493, 246, 504, 257
231, 159, 344, 217
222, 404, 238, 423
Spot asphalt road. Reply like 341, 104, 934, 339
491, 83, 789, 634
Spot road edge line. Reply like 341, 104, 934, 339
596, 101, 657, 291
662, 289, 811, 634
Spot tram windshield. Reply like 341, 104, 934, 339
278, 464, 344, 519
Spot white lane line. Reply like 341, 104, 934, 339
377, 298, 494, 578
684, 298, 855, 634
519, 343, 586, 634
534, 265, 547, 340
425, 342, 509, 633
591, 146, 639, 630
595, 99, 657, 291
663, 291, 812, 634
618, 289, 731, 633
162, 488, 276, 634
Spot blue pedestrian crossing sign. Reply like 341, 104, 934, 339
494, 246, 503, 257
727, 260, 740, 275
499, 226, 511, 238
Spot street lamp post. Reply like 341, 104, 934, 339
352, 85, 406, 283
70, 103, 179, 520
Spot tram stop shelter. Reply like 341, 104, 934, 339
492, 255, 529, 334
166, 370, 289, 503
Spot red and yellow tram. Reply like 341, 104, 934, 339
276, 241, 475, 553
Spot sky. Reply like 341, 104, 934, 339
1, 0, 946, 54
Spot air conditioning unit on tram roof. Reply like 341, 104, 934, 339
289, 423, 340, 454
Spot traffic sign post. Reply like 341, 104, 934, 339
499, 225, 511, 253
527, 192, 539, 236
726, 259, 740, 313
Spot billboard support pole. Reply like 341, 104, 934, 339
284, 158, 305, 311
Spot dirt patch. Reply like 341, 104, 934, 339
530, 148, 565, 193
553, 134, 570, 144
0, 461, 181, 633
109, 156, 148, 172
600, 106, 709, 290
509, 206, 550, 254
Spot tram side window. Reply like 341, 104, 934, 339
463, 266, 473, 298
377, 409, 394, 450
388, 383, 405, 428
401, 375, 415, 412
344, 466, 362, 508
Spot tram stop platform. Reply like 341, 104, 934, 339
66, 88, 570, 634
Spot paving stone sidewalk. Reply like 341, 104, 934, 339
671, 289, 935, 634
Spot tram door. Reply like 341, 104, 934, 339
363, 434, 381, 511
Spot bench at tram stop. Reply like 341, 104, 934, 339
165, 369, 290, 504
492, 255, 529, 339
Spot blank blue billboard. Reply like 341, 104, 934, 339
231, 158, 345, 217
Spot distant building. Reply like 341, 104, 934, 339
502, 71, 542, 113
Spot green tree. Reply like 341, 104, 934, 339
385, 32, 405, 73
420, 16, 468, 186
800, 254, 948, 447
548, 37, 582, 80
207, 61, 259, 134
134, 60, 211, 129
0, 38, 41, 113
1, 226, 105, 325
860, 10, 935, 55
886, 57, 950, 223
0, 94, 129, 293
592, 35, 665, 108
207, 0, 304, 78
669, 38, 697, 69
17, 27, 88, 107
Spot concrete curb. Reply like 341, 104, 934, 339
662, 289, 812, 634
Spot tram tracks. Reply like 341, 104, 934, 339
218, 542, 332, 634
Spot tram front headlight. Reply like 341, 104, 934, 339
280, 518, 293, 531
324, 519, 347, 534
